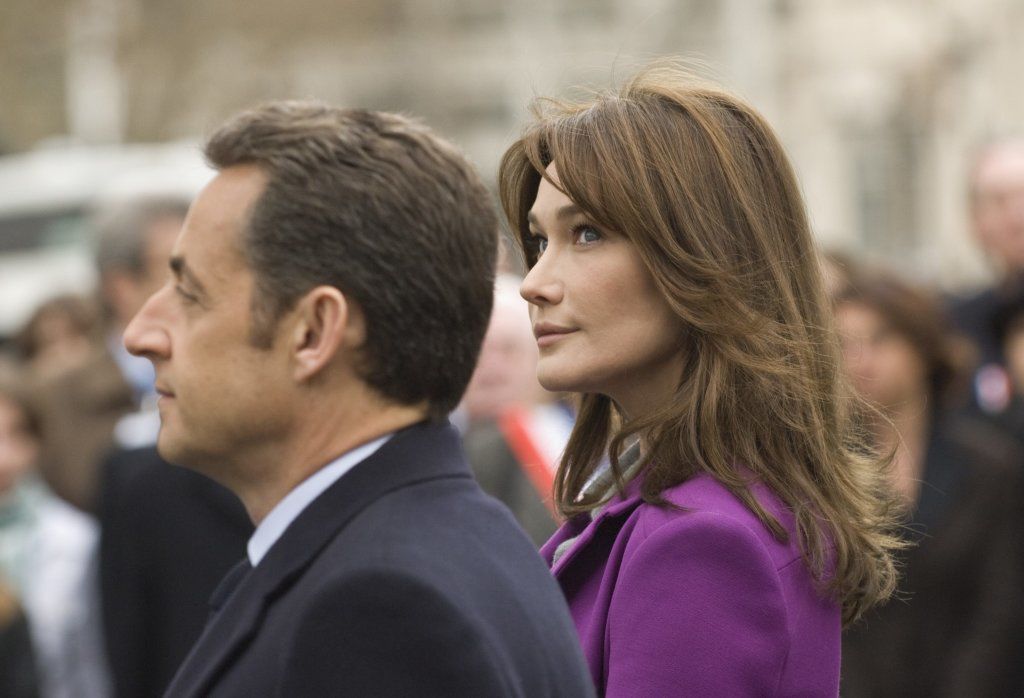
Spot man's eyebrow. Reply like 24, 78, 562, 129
526, 203, 584, 229
169, 256, 209, 296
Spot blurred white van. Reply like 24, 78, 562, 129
0, 142, 213, 337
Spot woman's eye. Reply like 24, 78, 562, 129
573, 225, 602, 244
528, 234, 548, 258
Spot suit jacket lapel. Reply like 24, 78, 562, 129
164, 420, 472, 697
164, 563, 271, 697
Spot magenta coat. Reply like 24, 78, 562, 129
541, 472, 841, 697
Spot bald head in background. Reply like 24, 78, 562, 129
970, 139, 1024, 275
461, 274, 547, 423
949, 138, 1024, 410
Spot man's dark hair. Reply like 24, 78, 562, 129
204, 102, 498, 419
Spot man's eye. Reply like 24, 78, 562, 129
175, 286, 199, 304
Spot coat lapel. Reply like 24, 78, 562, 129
547, 487, 644, 579
164, 420, 472, 697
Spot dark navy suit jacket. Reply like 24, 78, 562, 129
163, 420, 594, 697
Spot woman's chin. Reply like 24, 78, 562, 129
536, 371, 579, 395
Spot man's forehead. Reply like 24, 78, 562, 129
190, 165, 267, 229
172, 167, 266, 283
170, 229, 243, 292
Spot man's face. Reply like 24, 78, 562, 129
971, 143, 1024, 273
123, 165, 295, 481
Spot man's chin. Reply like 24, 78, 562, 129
155, 433, 236, 489
155, 431, 198, 469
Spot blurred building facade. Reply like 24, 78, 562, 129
2, 0, 1023, 288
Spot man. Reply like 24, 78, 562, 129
948, 138, 1024, 412
35, 195, 188, 511
124, 103, 594, 697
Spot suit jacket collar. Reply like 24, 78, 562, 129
165, 419, 469, 698
254, 419, 469, 591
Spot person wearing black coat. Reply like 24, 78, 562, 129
835, 270, 1024, 697
98, 447, 251, 698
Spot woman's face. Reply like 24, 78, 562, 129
835, 301, 929, 409
520, 164, 684, 417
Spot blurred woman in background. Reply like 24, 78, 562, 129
0, 365, 107, 697
835, 269, 1024, 697
498, 63, 902, 696
15, 294, 98, 380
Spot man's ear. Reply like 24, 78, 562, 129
290, 286, 366, 382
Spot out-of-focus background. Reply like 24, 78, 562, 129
3, 2, 1024, 697
3, 0, 1024, 322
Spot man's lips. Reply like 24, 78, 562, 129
533, 323, 578, 347
155, 385, 175, 399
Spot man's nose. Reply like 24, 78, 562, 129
123, 288, 171, 360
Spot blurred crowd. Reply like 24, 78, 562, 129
0, 136, 1023, 697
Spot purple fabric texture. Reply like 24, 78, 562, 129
541, 472, 840, 697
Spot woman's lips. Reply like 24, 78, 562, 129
533, 324, 578, 347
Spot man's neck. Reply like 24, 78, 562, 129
236, 400, 430, 525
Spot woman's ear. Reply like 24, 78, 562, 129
291, 286, 365, 382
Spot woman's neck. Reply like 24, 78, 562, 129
874, 392, 932, 506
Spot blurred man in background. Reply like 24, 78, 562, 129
20, 193, 250, 697
949, 138, 1024, 413
70, 202, 250, 698
34, 196, 187, 512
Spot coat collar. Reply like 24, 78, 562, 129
544, 477, 645, 579
164, 419, 470, 697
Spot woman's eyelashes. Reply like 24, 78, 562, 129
527, 231, 548, 259
571, 223, 602, 245
528, 223, 603, 260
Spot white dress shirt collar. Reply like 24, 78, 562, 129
247, 434, 392, 567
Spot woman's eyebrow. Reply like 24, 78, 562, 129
527, 203, 584, 228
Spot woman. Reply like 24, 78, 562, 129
497, 63, 902, 696
835, 270, 1024, 697
0, 365, 107, 697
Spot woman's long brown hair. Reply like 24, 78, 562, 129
498, 62, 902, 626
